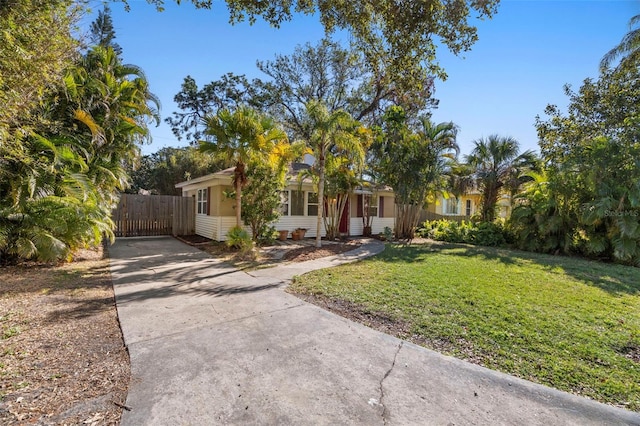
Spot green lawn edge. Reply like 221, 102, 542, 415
289, 241, 640, 411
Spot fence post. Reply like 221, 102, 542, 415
122, 195, 128, 237
172, 197, 179, 237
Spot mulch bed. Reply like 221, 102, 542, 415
0, 247, 129, 425
177, 234, 362, 263
280, 242, 361, 262
0, 235, 367, 424
175, 234, 213, 245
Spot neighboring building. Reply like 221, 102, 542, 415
423, 191, 512, 222
175, 165, 395, 241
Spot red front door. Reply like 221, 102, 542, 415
339, 197, 349, 234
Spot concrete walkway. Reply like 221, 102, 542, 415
109, 237, 639, 425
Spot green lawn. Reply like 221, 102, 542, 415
289, 241, 640, 411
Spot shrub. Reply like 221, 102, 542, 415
468, 221, 506, 247
417, 219, 508, 247
225, 226, 253, 254
383, 226, 393, 241
255, 225, 278, 246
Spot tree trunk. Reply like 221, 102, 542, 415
235, 179, 242, 228
482, 184, 499, 222
324, 193, 349, 240
316, 152, 325, 248
394, 202, 421, 240
234, 162, 245, 228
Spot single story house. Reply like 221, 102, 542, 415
175, 164, 395, 241
424, 191, 512, 221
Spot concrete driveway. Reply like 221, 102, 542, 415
109, 236, 640, 425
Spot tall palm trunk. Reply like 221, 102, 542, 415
482, 183, 499, 222
234, 161, 246, 228
316, 150, 325, 248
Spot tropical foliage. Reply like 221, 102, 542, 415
199, 106, 292, 230
89, 4, 123, 55
464, 135, 537, 222
0, 0, 79, 138
168, 40, 436, 147
372, 107, 458, 240
301, 101, 371, 246
601, 13, 640, 74
167, 73, 266, 142
417, 220, 507, 247
225, 225, 253, 255
241, 139, 305, 243
515, 61, 640, 263
0, 7, 158, 262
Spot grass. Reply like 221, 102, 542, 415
289, 241, 640, 411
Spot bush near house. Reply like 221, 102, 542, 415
417, 219, 507, 247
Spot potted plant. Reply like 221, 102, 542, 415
278, 230, 289, 241
291, 228, 307, 240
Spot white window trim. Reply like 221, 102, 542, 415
443, 197, 461, 216
197, 188, 208, 216
307, 192, 318, 217
280, 190, 290, 216
365, 194, 378, 217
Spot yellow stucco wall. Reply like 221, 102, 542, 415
218, 185, 235, 216
427, 194, 482, 217
350, 194, 358, 218
380, 195, 394, 218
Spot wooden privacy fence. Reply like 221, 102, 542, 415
112, 194, 195, 237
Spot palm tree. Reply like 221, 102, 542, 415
1, 45, 160, 262
200, 107, 288, 228
466, 135, 536, 222
601, 14, 640, 73
303, 100, 370, 247
398, 118, 459, 239
371, 107, 459, 240
64, 46, 160, 196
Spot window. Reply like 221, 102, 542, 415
466, 199, 472, 216
365, 194, 378, 217
307, 192, 318, 216
280, 191, 289, 216
445, 197, 459, 215
291, 190, 304, 216
357, 194, 379, 217
197, 188, 208, 215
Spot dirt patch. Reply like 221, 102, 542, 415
176, 234, 213, 245
178, 234, 362, 264
0, 247, 129, 425
619, 344, 640, 364
280, 242, 361, 262
293, 293, 414, 337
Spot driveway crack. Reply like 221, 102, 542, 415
379, 341, 403, 425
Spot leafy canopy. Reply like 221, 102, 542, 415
0, 6, 159, 262
199, 106, 290, 228
137, 0, 498, 96
0, 0, 80, 137
527, 65, 640, 264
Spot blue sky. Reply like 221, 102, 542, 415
92, 0, 638, 156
